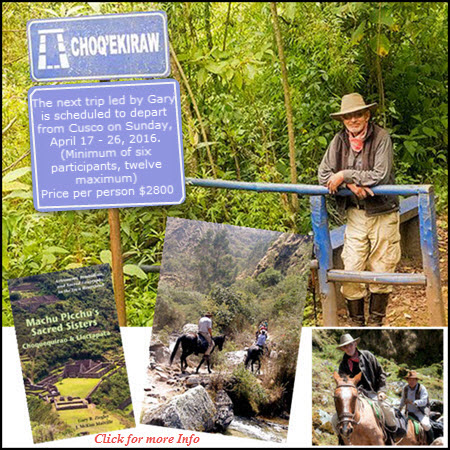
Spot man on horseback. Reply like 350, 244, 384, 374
256, 329, 267, 348
332, 333, 399, 441
255, 320, 268, 339
399, 370, 434, 444
198, 312, 215, 358
255, 329, 268, 356
337, 333, 386, 398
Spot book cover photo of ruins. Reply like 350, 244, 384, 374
8, 264, 135, 444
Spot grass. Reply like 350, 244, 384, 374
57, 406, 134, 436
55, 378, 100, 398
122, 403, 134, 415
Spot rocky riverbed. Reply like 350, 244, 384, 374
140, 332, 288, 442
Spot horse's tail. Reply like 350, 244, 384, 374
169, 336, 182, 365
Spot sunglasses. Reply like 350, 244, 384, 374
342, 110, 367, 120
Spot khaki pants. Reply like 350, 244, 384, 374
199, 332, 214, 356
341, 208, 401, 300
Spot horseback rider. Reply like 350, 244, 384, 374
255, 329, 268, 354
331, 333, 398, 439
399, 370, 434, 444
198, 312, 214, 358
255, 320, 268, 339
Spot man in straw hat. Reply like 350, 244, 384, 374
318, 93, 401, 326
198, 312, 215, 357
331, 333, 399, 437
399, 370, 434, 444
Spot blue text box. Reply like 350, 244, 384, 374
28, 80, 185, 211
27, 12, 170, 81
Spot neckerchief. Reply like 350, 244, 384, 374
347, 122, 368, 152
348, 351, 360, 373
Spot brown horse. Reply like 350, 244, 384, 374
332, 372, 427, 446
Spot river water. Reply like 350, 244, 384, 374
226, 416, 288, 443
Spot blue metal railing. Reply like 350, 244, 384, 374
186, 177, 432, 196
185, 177, 445, 327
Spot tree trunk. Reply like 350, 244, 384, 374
170, 43, 217, 178
270, 2, 299, 212
222, 2, 232, 51
171, 60, 199, 174
204, 2, 213, 50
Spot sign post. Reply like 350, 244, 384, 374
27, 12, 184, 326
27, 12, 170, 81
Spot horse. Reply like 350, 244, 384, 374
244, 345, 264, 374
332, 371, 427, 445
169, 334, 225, 374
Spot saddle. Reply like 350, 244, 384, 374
385, 408, 408, 443
408, 413, 444, 441
364, 396, 407, 444
196, 333, 208, 354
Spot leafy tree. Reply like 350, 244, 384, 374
193, 230, 236, 292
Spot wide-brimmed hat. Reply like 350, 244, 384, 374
404, 370, 420, 380
336, 333, 361, 349
330, 93, 377, 121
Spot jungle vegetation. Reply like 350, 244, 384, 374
3, 2, 448, 326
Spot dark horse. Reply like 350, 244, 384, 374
244, 345, 264, 373
169, 334, 226, 374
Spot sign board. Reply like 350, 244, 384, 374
27, 12, 170, 81
28, 79, 185, 211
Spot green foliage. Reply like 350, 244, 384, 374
90, 368, 131, 411
257, 268, 282, 287
193, 230, 236, 291
2, 2, 447, 328
27, 395, 73, 443
28, 395, 62, 426
226, 365, 268, 416
205, 285, 254, 334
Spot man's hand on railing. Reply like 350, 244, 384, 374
326, 171, 345, 193
347, 183, 374, 199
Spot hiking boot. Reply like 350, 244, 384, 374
346, 298, 365, 326
368, 293, 389, 326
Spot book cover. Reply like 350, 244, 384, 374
8, 264, 135, 443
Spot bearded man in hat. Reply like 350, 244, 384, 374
331, 333, 398, 438
399, 370, 434, 444
318, 93, 401, 326
198, 312, 215, 357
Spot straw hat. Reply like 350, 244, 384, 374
330, 93, 377, 121
336, 333, 361, 349
404, 370, 420, 380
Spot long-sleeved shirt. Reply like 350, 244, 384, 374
339, 349, 387, 395
399, 383, 429, 416
256, 333, 267, 346
318, 123, 398, 215
318, 129, 393, 188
